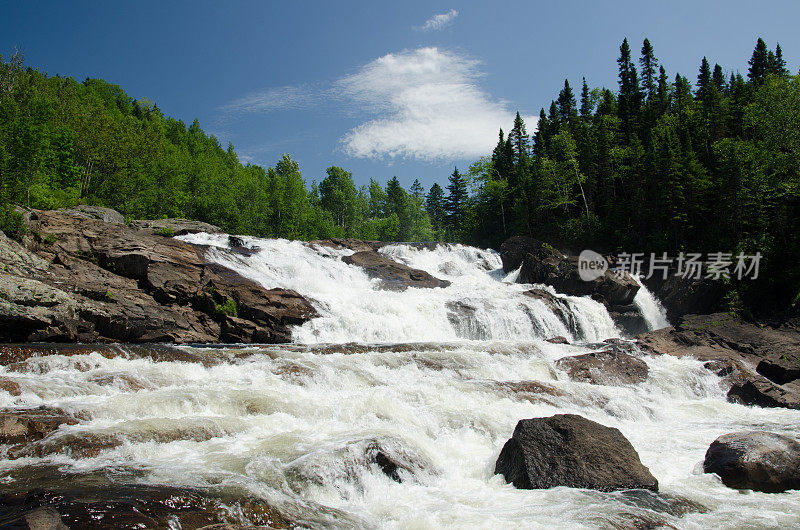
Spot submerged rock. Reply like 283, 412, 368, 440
0, 474, 290, 529
342, 250, 450, 291
556, 350, 649, 386
0, 407, 78, 445
495, 414, 658, 492
704, 431, 800, 492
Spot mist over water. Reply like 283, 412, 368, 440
3, 235, 799, 528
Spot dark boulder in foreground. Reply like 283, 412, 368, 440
704, 431, 800, 493
495, 414, 658, 492
342, 250, 451, 291
499, 236, 639, 308
556, 350, 649, 386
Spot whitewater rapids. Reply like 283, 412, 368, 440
1, 237, 798, 528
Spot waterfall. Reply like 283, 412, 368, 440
632, 276, 671, 331
178, 234, 620, 343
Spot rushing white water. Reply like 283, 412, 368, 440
2, 342, 799, 528
2, 235, 797, 528
179, 234, 623, 343
633, 275, 671, 331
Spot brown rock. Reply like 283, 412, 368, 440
128, 217, 222, 235
639, 312, 800, 409
309, 238, 384, 252
0, 407, 78, 445
500, 236, 640, 307
704, 431, 800, 492
342, 250, 450, 291
0, 476, 291, 530
556, 350, 649, 385
0, 377, 22, 396
495, 414, 658, 491
0, 209, 317, 344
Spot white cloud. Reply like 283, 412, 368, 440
337, 47, 537, 161
222, 85, 318, 114
420, 9, 459, 31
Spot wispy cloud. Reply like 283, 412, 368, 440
337, 47, 537, 161
222, 85, 320, 114
419, 9, 459, 31
219, 46, 535, 162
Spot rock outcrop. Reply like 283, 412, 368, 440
0, 472, 291, 529
500, 237, 641, 330
638, 313, 800, 409
342, 250, 451, 291
128, 217, 222, 235
704, 431, 800, 492
495, 414, 658, 491
0, 208, 315, 344
556, 350, 649, 386
642, 269, 726, 323
309, 238, 384, 252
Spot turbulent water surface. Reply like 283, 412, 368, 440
2, 236, 799, 528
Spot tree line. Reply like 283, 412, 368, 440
0, 50, 433, 242
439, 38, 798, 311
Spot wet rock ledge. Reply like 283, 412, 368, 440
0, 207, 316, 344
638, 312, 800, 409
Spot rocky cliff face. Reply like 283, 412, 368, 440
0, 208, 316, 344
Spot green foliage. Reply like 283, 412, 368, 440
0, 54, 435, 244
214, 298, 238, 319
0, 204, 26, 240
457, 37, 798, 312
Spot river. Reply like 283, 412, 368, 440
1, 237, 798, 528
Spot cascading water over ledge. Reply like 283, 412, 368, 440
179, 233, 668, 344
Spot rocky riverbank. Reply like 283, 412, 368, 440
1, 206, 316, 344
637, 312, 800, 409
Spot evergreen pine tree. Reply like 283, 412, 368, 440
772, 43, 789, 76
533, 109, 549, 157
557, 79, 577, 121
748, 38, 769, 84
425, 183, 445, 235
640, 38, 659, 99
508, 112, 530, 165
579, 77, 592, 118
444, 167, 468, 235
410, 179, 424, 200
696, 57, 712, 101
712, 64, 725, 91
617, 38, 642, 139
656, 66, 669, 114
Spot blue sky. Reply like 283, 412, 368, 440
2, 1, 798, 190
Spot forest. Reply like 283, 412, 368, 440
1, 38, 798, 310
